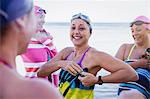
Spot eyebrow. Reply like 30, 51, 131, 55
71, 23, 85, 26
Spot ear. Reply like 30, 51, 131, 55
15, 15, 27, 29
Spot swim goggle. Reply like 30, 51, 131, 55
0, 9, 8, 19
71, 13, 91, 25
71, 13, 92, 34
130, 21, 150, 27
36, 9, 46, 15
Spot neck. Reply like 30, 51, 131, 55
74, 44, 90, 56
0, 28, 19, 68
0, 48, 16, 68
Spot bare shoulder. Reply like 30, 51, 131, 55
89, 48, 115, 63
120, 43, 133, 49
61, 47, 74, 58
116, 43, 133, 54
61, 47, 74, 52
89, 47, 107, 56
24, 78, 63, 99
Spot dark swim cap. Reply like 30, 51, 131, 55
0, 0, 33, 28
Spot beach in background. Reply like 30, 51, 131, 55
16, 22, 134, 99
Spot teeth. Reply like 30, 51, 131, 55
74, 36, 81, 40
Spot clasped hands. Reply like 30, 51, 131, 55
61, 61, 98, 86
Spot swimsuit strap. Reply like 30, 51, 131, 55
127, 44, 136, 60
0, 58, 12, 68
78, 47, 91, 67
64, 51, 74, 60
64, 47, 91, 68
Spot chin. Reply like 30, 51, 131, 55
17, 44, 28, 55
73, 42, 83, 47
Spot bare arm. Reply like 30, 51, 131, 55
37, 47, 82, 77
97, 52, 138, 83
79, 51, 138, 86
115, 44, 126, 60
115, 44, 148, 69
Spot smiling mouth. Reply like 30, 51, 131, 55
133, 35, 140, 40
72, 36, 83, 40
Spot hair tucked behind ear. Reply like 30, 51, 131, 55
0, 23, 12, 42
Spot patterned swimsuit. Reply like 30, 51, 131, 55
118, 45, 150, 99
59, 47, 95, 99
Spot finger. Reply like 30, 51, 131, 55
78, 78, 90, 87
72, 64, 82, 73
63, 66, 76, 76
78, 76, 83, 81
61, 67, 66, 70
68, 65, 77, 75
68, 69, 76, 76
80, 72, 89, 76
72, 62, 83, 73
82, 83, 91, 87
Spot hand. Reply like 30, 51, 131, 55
78, 72, 98, 87
138, 58, 149, 68
130, 58, 149, 68
62, 61, 83, 76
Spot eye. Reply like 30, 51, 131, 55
71, 27, 76, 30
131, 29, 134, 33
79, 27, 85, 31
136, 28, 141, 32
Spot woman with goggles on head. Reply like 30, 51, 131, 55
0, 0, 62, 99
21, 6, 57, 84
37, 13, 138, 99
116, 16, 150, 99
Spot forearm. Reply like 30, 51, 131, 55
37, 61, 64, 78
99, 68, 138, 84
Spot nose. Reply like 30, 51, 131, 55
132, 30, 137, 35
73, 28, 79, 34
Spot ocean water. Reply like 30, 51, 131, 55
16, 22, 134, 99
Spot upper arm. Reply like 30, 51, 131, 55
94, 51, 131, 73
115, 44, 127, 60
49, 47, 73, 62
37, 47, 73, 77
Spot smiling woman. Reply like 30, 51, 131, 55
37, 13, 138, 99
116, 16, 150, 99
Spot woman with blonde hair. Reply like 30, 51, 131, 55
116, 16, 150, 99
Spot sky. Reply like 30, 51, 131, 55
34, 0, 150, 23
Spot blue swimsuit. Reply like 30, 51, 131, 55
118, 45, 150, 99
